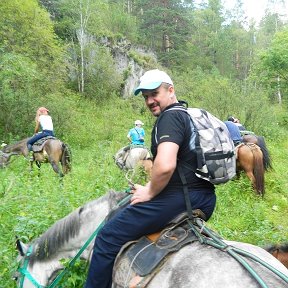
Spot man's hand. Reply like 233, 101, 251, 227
130, 142, 179, 205
130, 184, 153, 205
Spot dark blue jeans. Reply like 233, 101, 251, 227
84, 188, 216, 288
27, 130, 54, 151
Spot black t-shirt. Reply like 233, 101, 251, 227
151, 103, 214, 190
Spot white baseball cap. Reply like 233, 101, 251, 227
134, 120, 144, 125
134, 69, 173, 96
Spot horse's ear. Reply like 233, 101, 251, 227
15, 237, 28, 256
271, 248, 280, 259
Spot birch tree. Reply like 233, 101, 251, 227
77, 0, 91, 93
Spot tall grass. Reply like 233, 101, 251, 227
1, 96, 287, 287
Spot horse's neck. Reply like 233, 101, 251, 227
4, 138, 29, 154
30, 192, 124, 266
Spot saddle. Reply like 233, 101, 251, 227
32, 136, 56, 152
113, 211, 206, 288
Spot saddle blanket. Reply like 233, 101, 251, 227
32, 136, 56, 152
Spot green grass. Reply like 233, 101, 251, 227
1, 97, 288, 287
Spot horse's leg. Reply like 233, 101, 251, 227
35, 161, 41, 177
237, 146, 257, 193
245, 170, 256, 191
50, 160, 64, 177
142, 159, 153, 180
45, 142, 65, 177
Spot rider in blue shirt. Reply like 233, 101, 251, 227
127, 120, 145, 145
115, 120, 145, 169
227, 116, 246, 131
224, 120, 242, 146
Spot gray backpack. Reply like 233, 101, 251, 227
160, 106, 236, 185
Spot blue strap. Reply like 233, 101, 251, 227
18, 267, 45, 288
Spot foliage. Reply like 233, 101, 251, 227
67, 43, 123, 100
256, 29, 288, 105
100, 2, 138, 42
128, 49, 158, 69
0, 0, 66, 88
134, 0, 195, 67
0, 0, 68, 138
0, 53, 39, 137
1, 1, 288, 286
173, 68, 274, 136
1, 96, 288, 287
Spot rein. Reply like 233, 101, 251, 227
17, 192, 132, 288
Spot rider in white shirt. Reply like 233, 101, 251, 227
27, 107, 55, 152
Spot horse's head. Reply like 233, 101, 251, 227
14, 239, 63, 288
0, 150, 11, 168
13, 191, 127, 287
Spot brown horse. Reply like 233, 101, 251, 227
265, 243, 288, 269
236, 143, 266, 195
0, 137, 72, 177
242, 134, 272, 171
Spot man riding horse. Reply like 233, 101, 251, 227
85, 69, 216, 287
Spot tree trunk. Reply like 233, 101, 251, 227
76, 0, 91, 94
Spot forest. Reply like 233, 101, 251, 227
0, 0, 288, 287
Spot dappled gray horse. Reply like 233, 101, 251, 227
114, 146, 153, 177
15, 190, 288, 288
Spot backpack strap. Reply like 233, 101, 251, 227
177, 164, 194, 219
161, 106, 204, 170
155, 104, 199, 220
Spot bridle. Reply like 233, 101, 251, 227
16, 221, 105, 288
17, 245, 45, 288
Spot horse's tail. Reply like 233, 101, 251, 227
61, 143, 72, 174
251, 145, 265, 195
256, 136, 272, 171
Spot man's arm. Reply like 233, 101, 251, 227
127, 129, 132, 142
130, 141, 178, 205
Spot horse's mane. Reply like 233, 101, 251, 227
29, 190, 127, 266
265, 243, 288, 253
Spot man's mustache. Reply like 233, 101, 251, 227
148, 103, 158, 109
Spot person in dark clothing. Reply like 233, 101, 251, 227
84, 69, 216, 288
